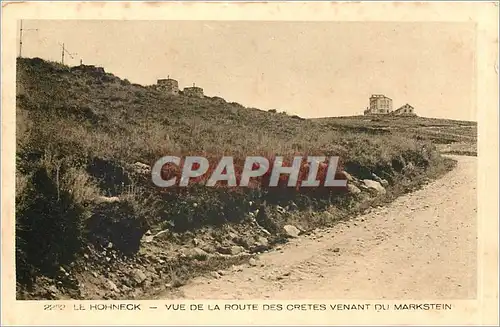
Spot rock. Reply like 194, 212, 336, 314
216, 246, 231, 255
200, 244, 216, 254
96, 196, 120, 204
256, 236, 269, 246
59, 266, 69, 276
371, 173, 383, 183
228, 231, 238, 239
283, 225, 301, 238
131, 269, 147, 285
210, 271, 221, 279
107, 242, 113, 249
251, 235, 270, 253
92, 272, 98, 278
230, 245, 245, 255
380, 179, 389, 187
259, 228, 271, 236
248, 258, 258, 266
276, 205, 286, 214
347, 184, 361, 194
47, 285, 59, 295
145, 230, 152, 236
107, 280, 120, 293
192, 238, 200, 246
153, 229, 169, 239
333, 247, 340, 253
362, 179, 386, 194
339, 171, 354, 182
142, 235, 155, 243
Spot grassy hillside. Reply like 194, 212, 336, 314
15, 57, 474, 299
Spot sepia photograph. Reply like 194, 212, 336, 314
14, 18, 479, 301
2, 1, 498, 326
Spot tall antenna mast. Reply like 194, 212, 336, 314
18, 20, 39, 58
59, 42, 77, 65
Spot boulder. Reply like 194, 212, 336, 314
347, 184, 361, 194
362, 179, 386, 194
283, 225, 301, 238
230, 245, 245, 255
131, 269, 147, 285
95, 196, 120, 204
255, 236, 269, 247
371, 173, 383, 183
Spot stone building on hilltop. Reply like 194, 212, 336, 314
157, 77, 179, 95
364, 94, 393, 115
393, 103, 416, 115
183, 83, 204, 98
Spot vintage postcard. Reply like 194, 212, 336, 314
1, 1, 498, 326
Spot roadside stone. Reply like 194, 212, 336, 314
142, 235, 155, 243
47, 285, 59, 295
95, 196, 120, 204
201, 244, 216, 254
276, 205, 287, 214
362, 179, 386, 194
283, 225, 301, 238
230, 245, 245, 255
347, 183, 361, 194
131, 269, 147, 285
251, 235, 270, 253
259, 228, 272, 236
228, 232, 239, 240
255, 236, 269, 247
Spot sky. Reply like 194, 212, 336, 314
19, 20, 476, 121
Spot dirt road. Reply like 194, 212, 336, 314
169, 155, 477, 300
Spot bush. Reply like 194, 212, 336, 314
16, 164, 95, 281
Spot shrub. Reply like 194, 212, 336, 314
16, 163, 97, 281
